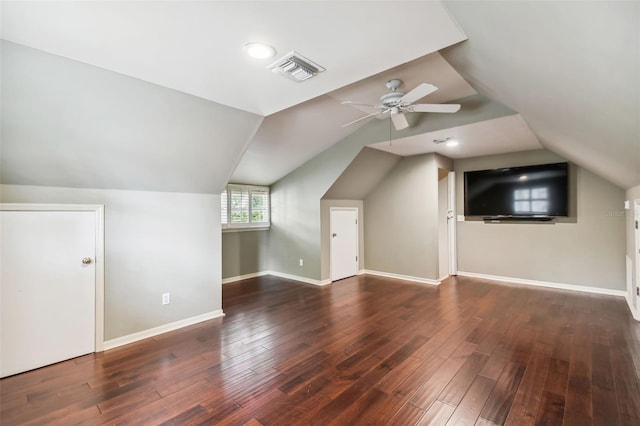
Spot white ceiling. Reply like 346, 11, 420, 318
441, 0, 640, 189
369, 115, 543, 158
327, 53, 476, 115
0, 1, 465, 116
233, 52, 478, 185
1, 1, 638, 191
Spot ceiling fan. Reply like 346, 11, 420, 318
341, 79, 460, 131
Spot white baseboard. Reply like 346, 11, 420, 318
266, 270, 331, 286
364, 269, 441, 285
222, 271, 268, 284
625, 294, 640, 321
222, 270, 331, 286
457, 271, 628, 297
103, 309, 225, 351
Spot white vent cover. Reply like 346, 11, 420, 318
267, 51, 325, 82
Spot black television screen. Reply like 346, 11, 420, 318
464, 162, 569, 218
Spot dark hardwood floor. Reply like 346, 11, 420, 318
2, 274, 640, 425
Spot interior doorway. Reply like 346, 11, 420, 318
448, 171, 458, 276
438, 170, 457, 280
330, 208, 358, 281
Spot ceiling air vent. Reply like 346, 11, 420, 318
266, 51, 325, 82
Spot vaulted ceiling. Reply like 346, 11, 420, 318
1, 1, 638, 191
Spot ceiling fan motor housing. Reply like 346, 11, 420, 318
379, 91, 405, 107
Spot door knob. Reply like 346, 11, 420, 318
332, 233, 337, 237
82, 257, 93, 265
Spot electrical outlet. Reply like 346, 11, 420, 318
162, 293, 170, 305
299, 258, 304, 266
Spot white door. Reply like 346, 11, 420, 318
330, 209, 358, 281
1, 210, 96, 377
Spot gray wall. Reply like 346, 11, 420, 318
269, 95, 512, 281
455, 150, 626, 290
222, 230, 269, 279
269, 138, 385, 280
364, 153, 440, 280
1, 184, 222, 340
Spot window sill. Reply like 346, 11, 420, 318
222, 226, 270, 233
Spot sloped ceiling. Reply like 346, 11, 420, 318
0, 0, 469, 193
323, 148, 401, 200
233, 52, 477, 185
1, 1, 638, 193
0, 1, 465, 116
441, 0, 640, 189
0, 41, 262, 193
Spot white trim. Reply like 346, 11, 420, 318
222, 271, 269, 284
103, 309, 225, 350
457, 271, 627, 297
634, 198, 640, 320
364, 269, 441, 285
438, 275, 450, 282
266, 270, 331, 286
0, 203, 106, 351
626, 294, 640, 321
222, 226, 270, 233
447, 171, 458, 275
626, 255, 634, 317
357, 269, 366, 275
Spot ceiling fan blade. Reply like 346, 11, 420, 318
400, 83, 437, 104
411, 103, 461, 113
341, 111, 380, 127
391, 111, 409, 130
341, 100, 380, 108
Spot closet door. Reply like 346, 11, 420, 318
1, 210, 96, 377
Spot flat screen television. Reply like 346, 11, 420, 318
464, 162, 569, 219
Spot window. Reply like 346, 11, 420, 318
221, 184, 270, 229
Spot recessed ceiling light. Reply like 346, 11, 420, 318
433, 137, 459, 147
244, 42, 276, 59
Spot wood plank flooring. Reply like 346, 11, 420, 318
2, 274, 640, 425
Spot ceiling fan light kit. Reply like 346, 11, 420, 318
342, 79, 461, 130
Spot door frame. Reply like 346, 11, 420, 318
0, 203, 105, 351
447, 171, 458, 275
635, 199, 640, 319
330, 207, 359, 282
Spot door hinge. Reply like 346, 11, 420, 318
636, 220, 638, 229
637, 287, 639, 296
355, 219, 358, 225
355, 256, 358, 262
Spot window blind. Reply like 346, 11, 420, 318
221, 184, 270, 229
